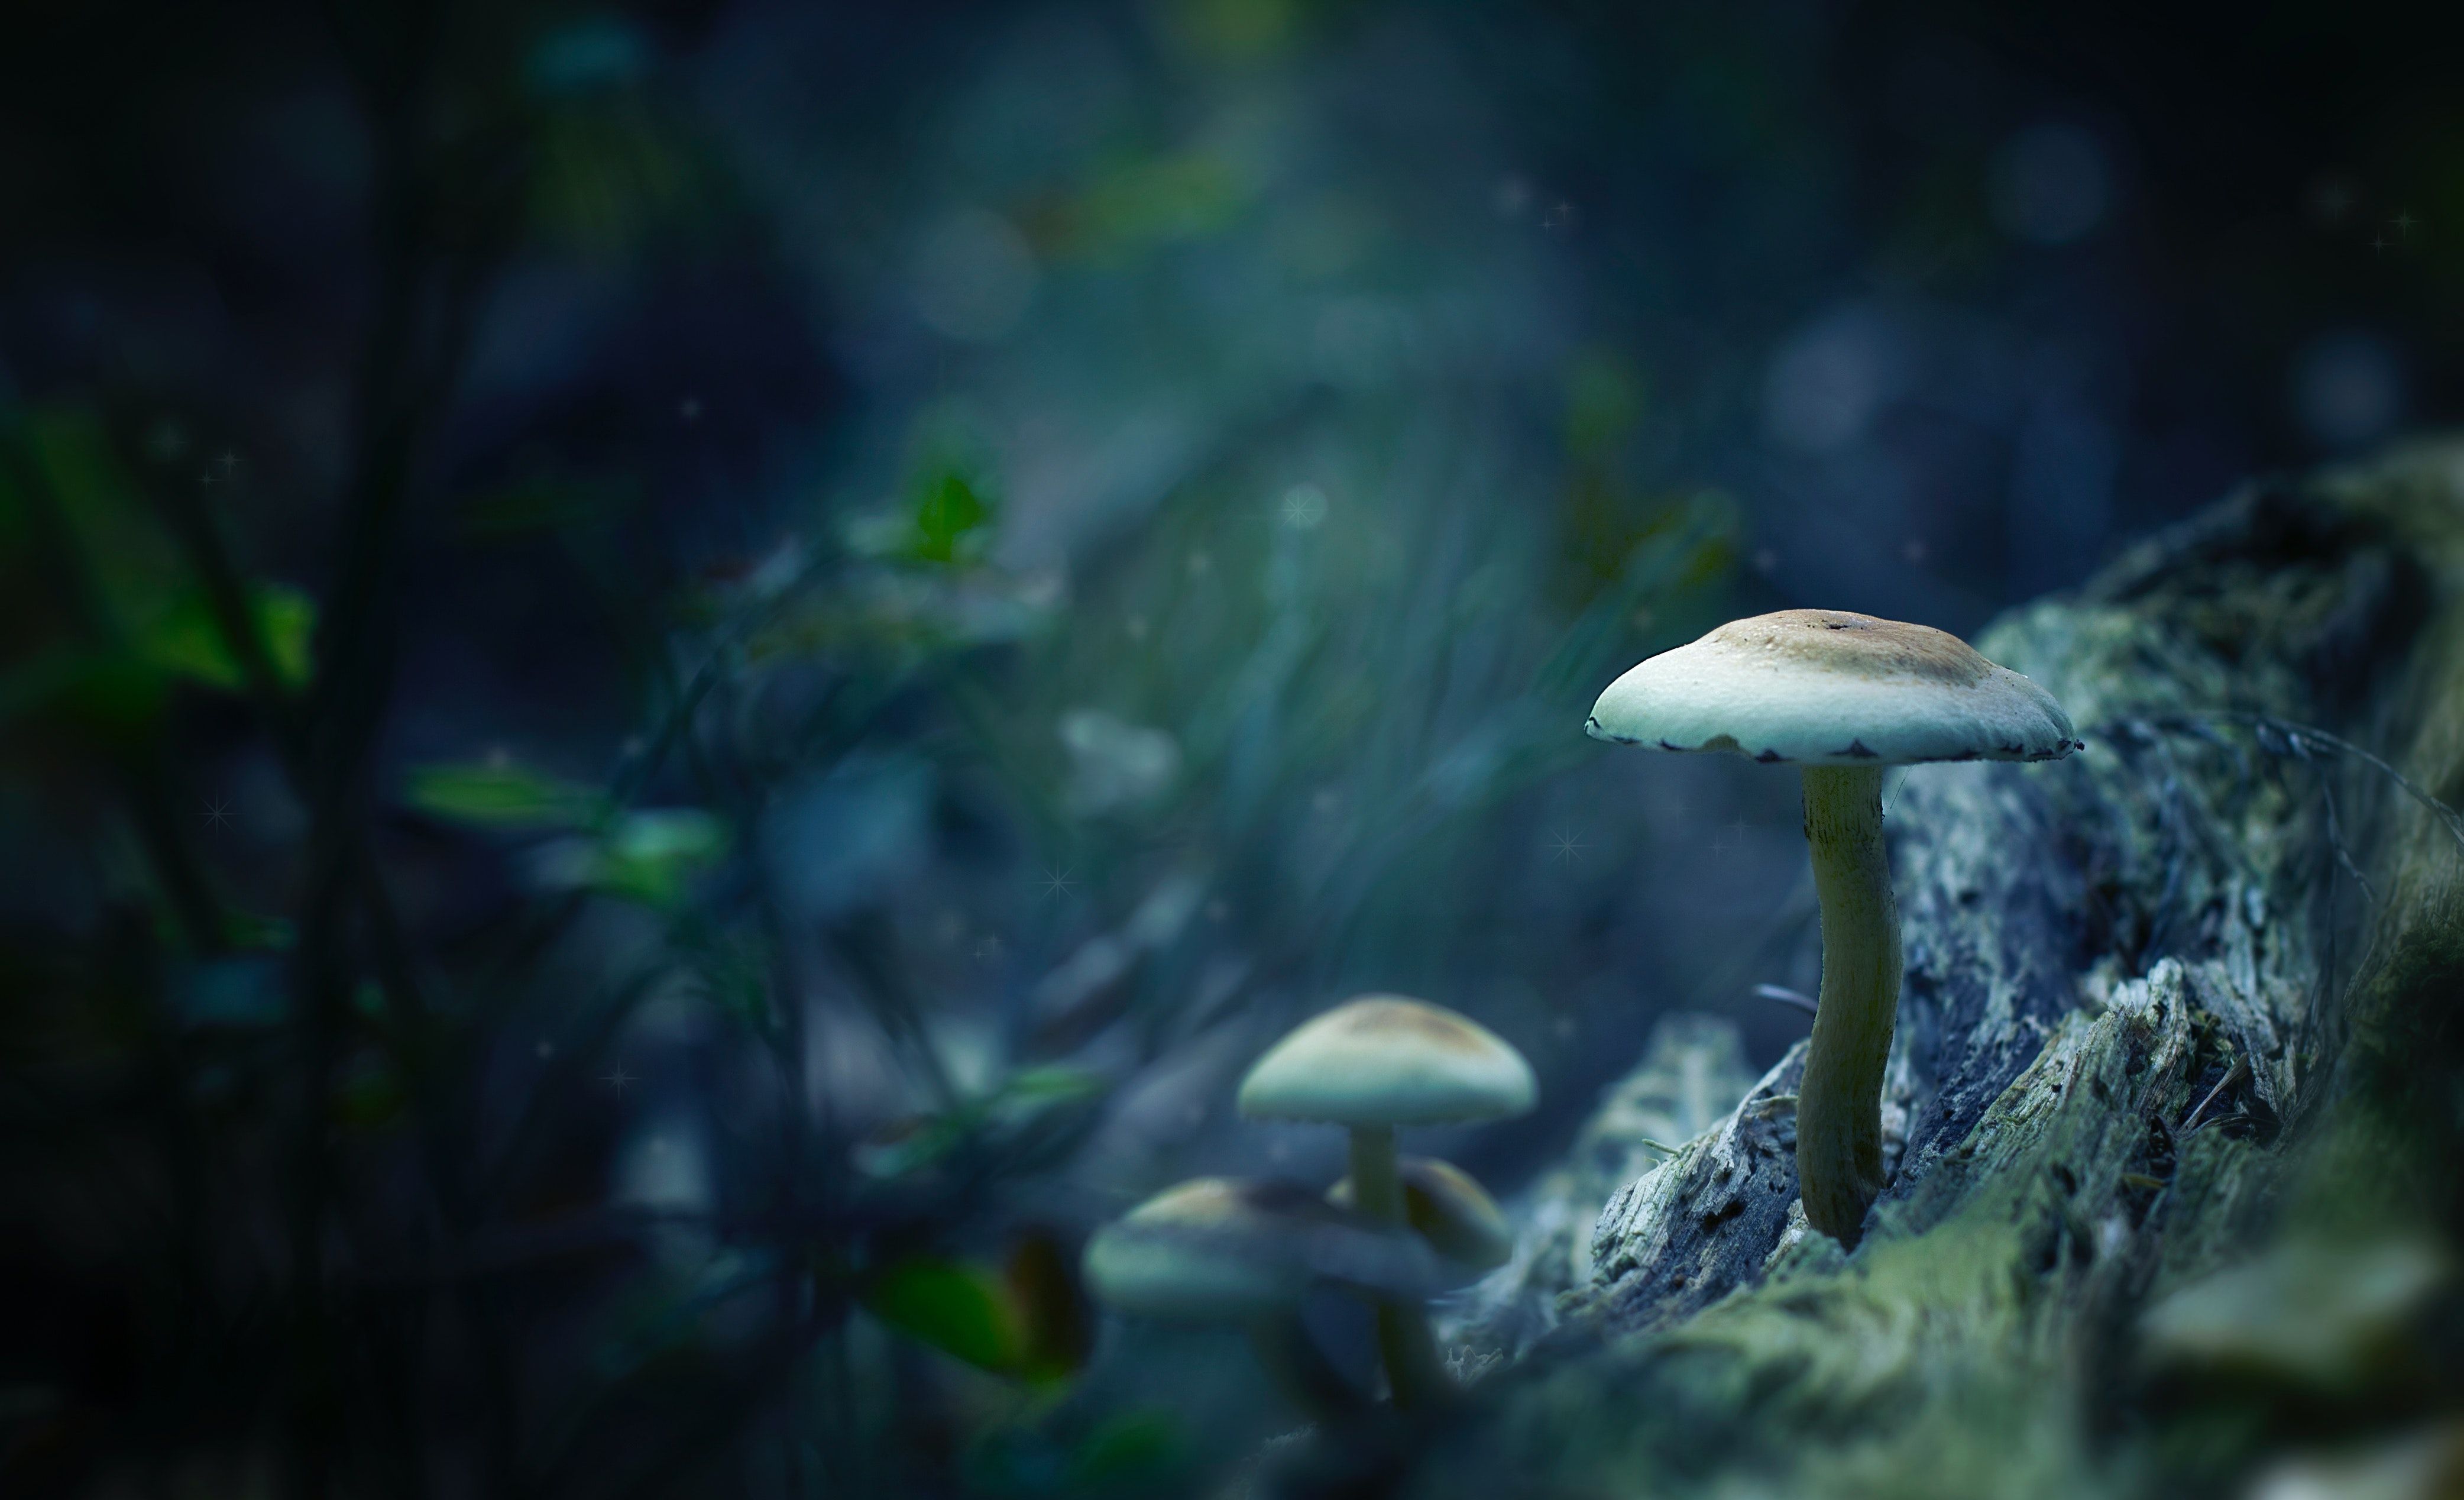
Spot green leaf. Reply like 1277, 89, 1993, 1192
1000, 1066, 1106, 1103
987, 1066, 1108, 1135
136, 584, 316, 691
608, 808, 726, 864
851, 1113, 970, 1179
4, 408, 316, 715
851, 1068, 1106, 1181
582, 809, 730, 906
405, 761, 595, 830
20, 409, 184, 639
863, 1256, 1028, 1374
54, 654, 169, 739
912, 471, 990, 564
1067, 1411, 1181, 1490
255, 586, 315, 686
526, 811, 728, 907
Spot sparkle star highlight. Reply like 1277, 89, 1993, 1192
203, 796, 233, 829
1549, 829, 1588, 864
1038, 867, 1079, 898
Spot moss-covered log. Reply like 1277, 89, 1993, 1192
1280, 445, 2464, 1497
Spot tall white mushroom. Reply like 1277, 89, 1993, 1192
1586, 609, 2077, 1246
1238, 996, 1535, 1407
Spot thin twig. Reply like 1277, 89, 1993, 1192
2319, 771, 2380, 907
2179, 1056, 2246, 1135
1754, 982, 1819, 1017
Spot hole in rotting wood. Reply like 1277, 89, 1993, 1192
1701, 1198, 1746, 1231
2025, 1214, 2063, 1277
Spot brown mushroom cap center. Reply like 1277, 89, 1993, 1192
1705, 609, 1992, 685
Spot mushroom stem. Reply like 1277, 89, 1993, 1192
1795, 764, 1901, 1247
1346, 1124, 1447, 1408
1247, 1310, 1368, 1423
1348, 1124, 1406, 1223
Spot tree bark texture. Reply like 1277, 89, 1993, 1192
1393, 446, 2464, 1499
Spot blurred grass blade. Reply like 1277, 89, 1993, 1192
406, 760, 597, 829
138, 583, 316, 691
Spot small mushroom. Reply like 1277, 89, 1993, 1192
1329, 1155, 1514, 1278
1081, 1176, 1440, 1421
1238, 996, 1536, 1407
1585, 609, 2076, 1246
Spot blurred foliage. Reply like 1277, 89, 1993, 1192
0, 0, 1743, 1483
407, 759, 601, 828
7, 0, 2460, 1495
864, 1257, 1035, 1375
911, 472, 997, 566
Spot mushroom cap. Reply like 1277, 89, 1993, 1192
1082, 1177, 1442, 1321
1238, 995, 1537, 1128
1584, 609, 2078, 767
1329, 1156, 1514, 1274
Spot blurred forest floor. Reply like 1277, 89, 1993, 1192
8, 2, 2464, 1497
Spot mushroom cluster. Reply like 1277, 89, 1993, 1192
1081, 994, 1535, 1415
1586, 609, 2077, 1245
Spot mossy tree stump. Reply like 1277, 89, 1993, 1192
1384, 446, 2464, 1498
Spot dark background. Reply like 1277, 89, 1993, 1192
3, 1, 2459, 1495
